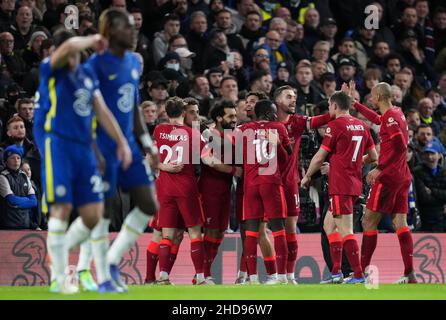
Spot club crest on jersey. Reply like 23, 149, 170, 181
326, 127, 331, 134
56, 185, 67, 197
84, 77, 93, 90
131, 69, 139, 80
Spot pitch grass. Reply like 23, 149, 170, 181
0, 284, 445, 300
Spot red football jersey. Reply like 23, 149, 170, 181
198, 128, 234, 194
281, 113, 331, 186
321, 115, 375, 196
240, 121, 291, 187
153, 123, 204, 197
377, 107, 411, 184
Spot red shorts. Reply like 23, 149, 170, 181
242, 184, 286, 221
329, 195, 358, 216
157, 195, 204, 229
150, 212, 185, 231
366, 180, 410, 214
149, 213, 161, 231
283, 181, 300, 217
200, 191, 231, 232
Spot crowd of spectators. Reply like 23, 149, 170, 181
0, 0, 445, 232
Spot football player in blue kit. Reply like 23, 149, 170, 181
35, 30, 132, 294
75, 8, 159, 293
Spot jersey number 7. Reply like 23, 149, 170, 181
351, 136, 363, 162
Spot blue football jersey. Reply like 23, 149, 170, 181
85, 50, 141, 151
34, 57, 100, 146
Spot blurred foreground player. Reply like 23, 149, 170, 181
76, 8, 159, 292
35, 31, 132, 293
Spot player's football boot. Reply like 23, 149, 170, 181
49, 279, 79, 294
195, 278, 209, 285
235, 276, 247, 285
78, 270, 98, 292
144, 279, 157, 285
205, 277, 216, 285
287, 275, 298, 285
192, 274, 197, 285
344, 276, 365, 284
110, 264, 128, 293
98, 280, 120, 293
394, 271, 418, 284
264, 274, 279, 285
158, 279, 174, 285
320, 273, 344, 284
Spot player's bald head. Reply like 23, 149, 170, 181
372, 82, 392, 101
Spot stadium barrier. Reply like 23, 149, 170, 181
0, 231, 444, 285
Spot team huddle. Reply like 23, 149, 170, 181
37, 8, 417, 294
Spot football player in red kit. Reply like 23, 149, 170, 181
348, 81, 417, 284
240, 99, 292, 284
235, 91, 277, 284
274, 85, 332, 284
199, 100, 242, 283
301, 91, 377, 284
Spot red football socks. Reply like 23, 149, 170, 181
263, 256, 277, 275
361, 230, 378, 272
272, 230, 288, 275
145, 241, 159, 282
397, 226, 414, 275
286, 233, 298, 274
158, 238, 172, 273
244, 231, 259, 276
167, 243, 180, 274
343, 234, 363, 278
328, 232, 342, 275
190, 238, 204, 274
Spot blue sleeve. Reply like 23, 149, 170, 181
6, 194, 37, 209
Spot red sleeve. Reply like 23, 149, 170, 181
321, 123, 337, 153
291, 115, 307, 135
278, 123, 291, 148
309, 112, 332, 129
353, 101, 382, 125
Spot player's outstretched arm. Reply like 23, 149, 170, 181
50, 34, 107, 70
353, 101, 382, 125
134, 104, 159, 168
301, 147, 329, 188
93, 93, 132, 169
308, 112, 332, 129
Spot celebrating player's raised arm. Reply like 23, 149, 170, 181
92, 93, 132, 170
50, 34, 107, 70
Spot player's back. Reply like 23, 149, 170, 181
241, 121, 290, 187
86, 50, 141, 149
34, 57, 98, 146
322, 116, 374, 196
153, 123, 199, 197
378, 107, 410, 183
